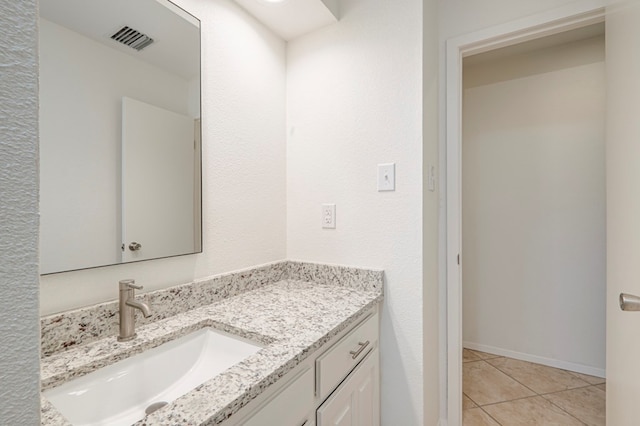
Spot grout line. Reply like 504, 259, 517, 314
477, 391, 590, 426
464, 354, 604, 426
543, 394, 590, 425
484, 357, 595, 398
478, 394, 541, 408
480, 360, 540, 398
478, 406, 503, 426
537, 382, 596, 397
567, 370, 607, 385
543, 383, 605, 425
466, 348, 502, 361
463, 392, 481, 409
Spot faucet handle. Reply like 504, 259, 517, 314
119, 279, 143, 291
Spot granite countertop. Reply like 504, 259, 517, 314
41, 279, 383, 425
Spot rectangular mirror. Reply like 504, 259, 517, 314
39, 0, 202, 274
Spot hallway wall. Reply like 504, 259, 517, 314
462, 35, 606, 374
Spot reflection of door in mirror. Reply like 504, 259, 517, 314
38, 0, 201, 274
121, 97, 197, 263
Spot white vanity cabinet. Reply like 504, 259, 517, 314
230, 306, 380, 426
242, 367, 315, 426
316, 349, 379, 426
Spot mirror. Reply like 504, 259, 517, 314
39, 0, 202, 274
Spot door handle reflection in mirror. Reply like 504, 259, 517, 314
128, 242, 142, 251
620, 293, 640, 311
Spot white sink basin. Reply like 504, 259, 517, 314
44, 327, 263, 425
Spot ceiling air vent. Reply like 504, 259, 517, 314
110, 26, 154, 51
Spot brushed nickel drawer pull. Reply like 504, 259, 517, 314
349, 340, 370, 359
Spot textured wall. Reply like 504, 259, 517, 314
0, 0, 41, 423
286, 0, 427, 423
40, 0, 288, 315
463, 36, 606, 373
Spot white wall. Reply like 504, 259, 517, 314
286, 0, 437, 423
39, 18, 192, 274
462, 36, 606, 372
40, 0, 287, 314
39, 2, 442, 423
0, 0, 40, 423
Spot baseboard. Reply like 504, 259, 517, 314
463, 341, 605, 378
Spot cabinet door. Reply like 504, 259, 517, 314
243, 367, 314, 426
317, 349, 379, 426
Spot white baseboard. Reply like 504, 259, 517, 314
463, 341, 605, 378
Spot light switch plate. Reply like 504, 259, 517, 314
322, 204, 336, 229
377, 163, 395, 191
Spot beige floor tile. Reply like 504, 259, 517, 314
463, 394, 478, 409
467, 349, 501, 360
483, 396, 584, 425
463, 361, 535, 406
486, 357, 590, 394
595, 383, 606, 392
464, 348, 482, 363
543, 386, 606, 426
463, 408, 500, 426
569, 371, 606, 385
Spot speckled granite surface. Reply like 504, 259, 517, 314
40, 262, 383, 426
41, 262, 289, 357
287, 260, 384, 292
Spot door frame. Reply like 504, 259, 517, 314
444, 1, 605, 424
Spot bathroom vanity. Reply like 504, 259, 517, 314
231, 306, 380, 426
40, 261, 383, 425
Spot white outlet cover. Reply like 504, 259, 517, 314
377, 163, 395, 191
322, 204, 336, 229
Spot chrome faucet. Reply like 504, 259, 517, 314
117, 279, 152, 342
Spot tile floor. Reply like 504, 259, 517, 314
463, 349, 606, 426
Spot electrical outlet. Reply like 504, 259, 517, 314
322, 204, 336, 229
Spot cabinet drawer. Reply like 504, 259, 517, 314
243, 367, 314, 426
315, 313, 378, 400
316, 349, 380, 426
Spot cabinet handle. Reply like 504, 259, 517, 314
349, 340, 370, 359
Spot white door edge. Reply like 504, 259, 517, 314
442, 1, 605, 424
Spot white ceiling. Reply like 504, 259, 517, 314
233, 0, 339, 41
39, 0, 200, 81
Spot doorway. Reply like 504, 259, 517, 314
444, 3, 606, 425
461, 27, 606, 425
